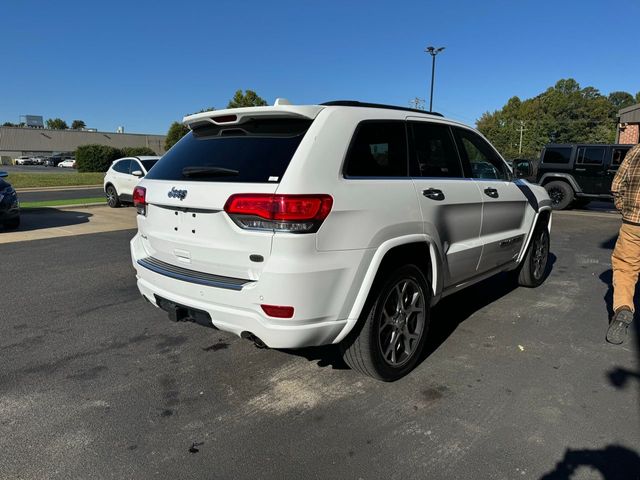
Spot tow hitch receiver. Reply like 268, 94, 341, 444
154, 295, 213, 328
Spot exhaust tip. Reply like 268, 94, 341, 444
241, 331, 268, 349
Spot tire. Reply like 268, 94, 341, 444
3, 217, 20, 230
340, 264, 431, 381
105, 185, 121, 208
544, 180, 574, 210
518, 225, 550, 288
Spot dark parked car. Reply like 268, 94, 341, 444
516, 144, 634, 210
0, 171, 20, 229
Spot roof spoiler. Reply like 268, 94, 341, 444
183, 100, 323, 129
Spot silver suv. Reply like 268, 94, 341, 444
131, 100, 552, 381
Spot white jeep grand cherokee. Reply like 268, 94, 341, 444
131, 100, 552, 381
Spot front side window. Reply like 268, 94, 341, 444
409, 122, 462, 178
113, 160, 131, 174
141, 159, 158, 172
129, 161, 143, 174
455, 128, 508, 180
344, 121, 408, 177
611, 147, 630, 167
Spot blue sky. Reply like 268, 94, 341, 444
2, 0, 638, 134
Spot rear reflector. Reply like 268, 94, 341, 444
224, 194, 333, 233
133, 186, 147, 215
261, 304, 294, 318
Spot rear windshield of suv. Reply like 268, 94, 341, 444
145, 119, 312, 183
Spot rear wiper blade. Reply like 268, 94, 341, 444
182, 166, 240, 178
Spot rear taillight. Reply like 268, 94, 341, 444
133, 186, 147, 215
224, 194, 333, 233
261, 304, 294, 318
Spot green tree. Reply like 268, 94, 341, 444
71, 119, 86, 130
165, 121, 189, 151
2, 122, 17, 127
227, 89, 267, 109
46, 118, 68, 130
476, 79, 627, 160
121, 147, 157, 157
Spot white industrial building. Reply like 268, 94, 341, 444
0, 126, 166, 163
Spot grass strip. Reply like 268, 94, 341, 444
21, 197, 106, 208
8, 172, 104, 189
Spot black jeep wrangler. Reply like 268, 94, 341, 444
529, 144, 633, 210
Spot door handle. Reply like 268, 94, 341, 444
423, 188, 445, 201
575, 168, 586, 172
484, 187, 499, 198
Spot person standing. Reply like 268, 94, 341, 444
607, 143, 640, 344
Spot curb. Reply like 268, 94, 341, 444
16, 185, 103, 193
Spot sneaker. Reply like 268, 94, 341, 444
606, 308, 634, 345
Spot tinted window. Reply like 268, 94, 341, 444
578, 147, 605, 165
542, 147, 572, 164
146, 119, 311, 183
409, 122, 462, 178
113, 160, 131, 174
344, 122, 408, 177
455, 128, 507, 180
141, 159, 158, 171
611, 147, 630, 166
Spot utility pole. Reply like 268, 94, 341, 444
517, 121, 527, 155
409, 97, 426, 110
425, 46, 445, 111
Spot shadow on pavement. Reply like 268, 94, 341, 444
422, 252, 557, 361
5, 208, 92, 232
600, 234, 618, 250
539, 445, 640, 479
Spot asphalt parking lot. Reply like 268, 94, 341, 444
1, 209, 638, 479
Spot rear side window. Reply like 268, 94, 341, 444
409, 122, 462, 178
344, 121, 408, 177
113, 160, 131, 173
145, 119, 312, 183
542, 147, 572, 164
577, 146, 605, 165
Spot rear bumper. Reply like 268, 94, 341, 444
130, 233, 365, 348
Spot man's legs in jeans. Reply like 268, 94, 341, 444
608, 223, 640, 344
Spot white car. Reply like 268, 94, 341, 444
130, 100, 552, 381
14, 156, 33, 165
104, 156, 160, 207
58, 159, 76, 168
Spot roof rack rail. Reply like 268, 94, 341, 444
320, 100, 444, 117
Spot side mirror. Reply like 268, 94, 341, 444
0, 171, 7, 178
131, 170, 144, 177
513, 160, 532, 178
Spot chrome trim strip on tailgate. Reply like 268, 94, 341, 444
137, 256, 252, 291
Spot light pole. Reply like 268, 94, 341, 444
425, 46, 445, 111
